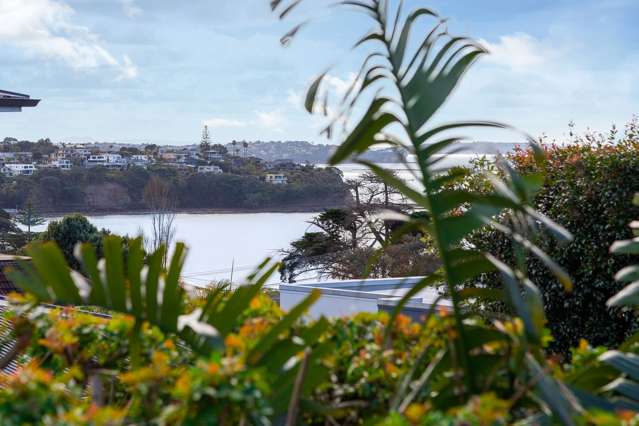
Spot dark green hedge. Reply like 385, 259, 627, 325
469, 126, 639, 356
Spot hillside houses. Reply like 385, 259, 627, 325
197, 165, 223, 174
1, 163, 36, 176
45, 159, 72, 170
264, 173, 288, 184
85, 154, 128, 169
0, 137, 322, 181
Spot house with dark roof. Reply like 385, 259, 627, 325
0, 255, 29, 296
0, 255, 30, 375
0, 90, 40, 112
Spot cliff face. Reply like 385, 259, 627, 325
84, 183, 131, 211
1, 167, 349, 214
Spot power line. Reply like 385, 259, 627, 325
181, 264, 256, 277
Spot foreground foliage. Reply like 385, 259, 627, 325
3, 280, 639, 425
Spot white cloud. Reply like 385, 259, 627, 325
204, 117, 246, 129
479, 33, 546, 71
287, 90, 302, 108
204, 111, 287, 133
256, 110, 285, 130
118, 55, 138, 80
0, 0, 138, 79
119, 0, 142, 19
325, 72, 358, 97
446, 30, 639, 141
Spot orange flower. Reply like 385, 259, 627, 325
163, 339, 176, 350
175, 374, 192, 396
394, 314, 413, 336
239, 318, 269, 338
385, 362, 399, 376
152, 351, 169, 366
207, 362, 220, 376
225, 334, 244, 350
120, 367, 154, 385
617, 410, 637, 421
404, 403, 428, 423
249, 297, 262, 310
6, 292, 27, 303
578, 338, 589, 351
395, 314, 410, 328
86, 403, 99, 418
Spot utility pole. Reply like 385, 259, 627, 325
229, 258, 235, 288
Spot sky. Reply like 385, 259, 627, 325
0, 0, 637, 146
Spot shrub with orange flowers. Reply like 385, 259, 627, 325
0, 290, 475, 425
0, 293, 278, 425
6, 275, 639, 426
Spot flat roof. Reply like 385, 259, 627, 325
0, 90, 40, 111
280, 276, 452, 306
0, 254, 30, 262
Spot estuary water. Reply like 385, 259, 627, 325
31, 212, 317, 286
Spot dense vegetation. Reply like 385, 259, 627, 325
0, 138, 56, 161
0, 165, 349, 213
0, 209, 25, 253
466, 123, 639, 356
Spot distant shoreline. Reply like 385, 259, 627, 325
16, 204, 344, 218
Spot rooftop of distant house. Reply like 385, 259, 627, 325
0, 254, 30, 296
0, 90, 40, 112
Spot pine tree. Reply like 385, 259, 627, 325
14, 201, 45, 241
200, 125, 211, 158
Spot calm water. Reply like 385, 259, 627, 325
30, 212, 317, 286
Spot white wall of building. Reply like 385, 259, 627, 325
280, 290, 379, 318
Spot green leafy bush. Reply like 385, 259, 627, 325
39, 214, 110, 269
468, 123, 639, 356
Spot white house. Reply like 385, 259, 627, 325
85, 154, 107, 168
130, 154, 152, 168
73, 148, 92, 158
197, 165, 223, 174
264, 173, 287, 185
2, 163, 37, 176
204, 150, 226, 162
160, 152, 189, 163
49, 159, 72, 171
131, 154, 149, 162
85, 154, 127, 169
